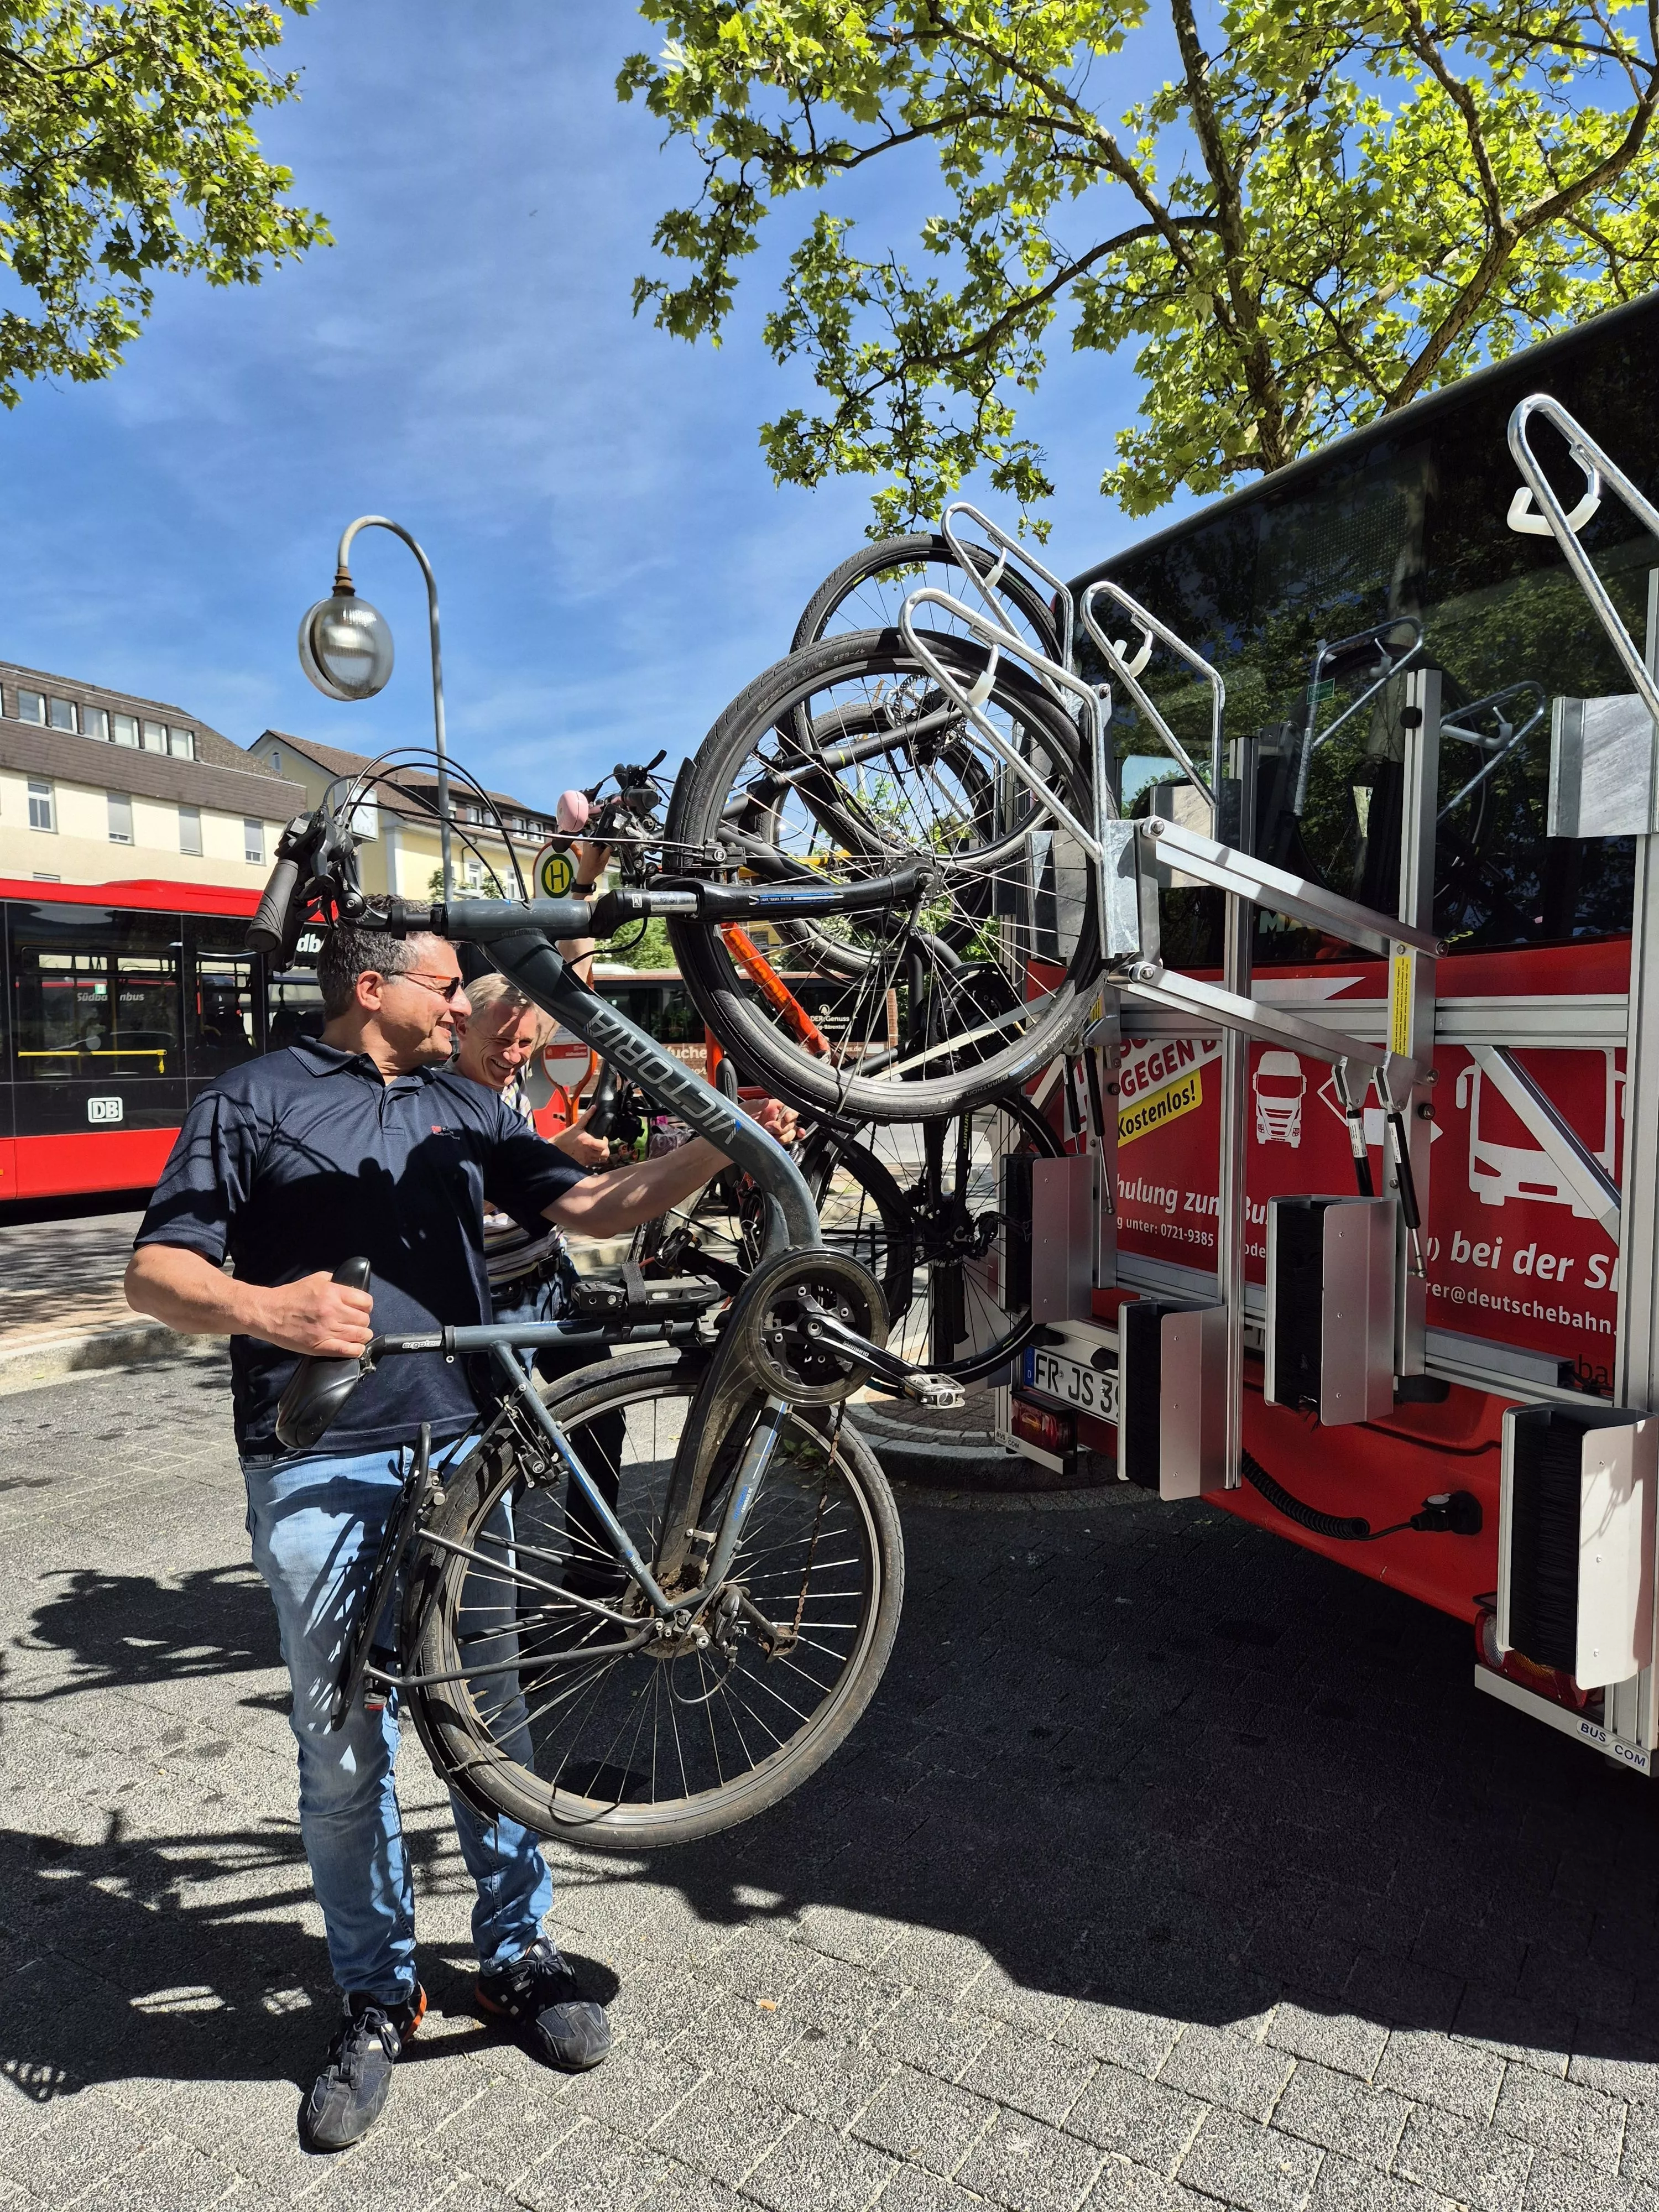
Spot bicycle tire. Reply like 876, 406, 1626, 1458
793, 531, 1061, 664
666, 627, 1102, 1121
402, 1349, 904, 1850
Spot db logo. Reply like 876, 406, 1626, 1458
87, 1096, 123, 1124
537, 849, 575, 898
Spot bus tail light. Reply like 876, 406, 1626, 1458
1011, 1396, 1073, 1457
1475, 1608, 1596, 1715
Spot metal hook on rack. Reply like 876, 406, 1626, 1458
940, 500, 1074, 675
1078, 578, 1225, 817
1436, 681, 1549, 823
896, 583, 1118, 958
1508, 393, 1659, 729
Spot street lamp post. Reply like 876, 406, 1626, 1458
297, 515, 454, 899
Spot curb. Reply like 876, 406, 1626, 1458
0, 1322, 226, 1397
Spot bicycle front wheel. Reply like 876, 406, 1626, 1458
401, 1351, 904, 1850
666, 627, 1103, 1121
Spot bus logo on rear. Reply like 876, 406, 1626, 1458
87, 1097, 123, 1124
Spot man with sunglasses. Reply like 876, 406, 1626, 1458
126, 921, 796, 2152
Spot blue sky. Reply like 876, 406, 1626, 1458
0, 2, 1183, 812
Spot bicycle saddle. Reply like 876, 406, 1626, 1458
275, 1256, 373, 1453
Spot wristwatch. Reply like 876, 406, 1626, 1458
573, 880, 599, 898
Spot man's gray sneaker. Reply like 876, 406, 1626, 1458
477, 1937, 611, 2070
301, 1985, 426, 2151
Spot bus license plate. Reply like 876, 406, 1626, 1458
1022, 1345, 1118, 1424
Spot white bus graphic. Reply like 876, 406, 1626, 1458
1454, 1047, 1622, 1214
1253, 1051, 1306, 1146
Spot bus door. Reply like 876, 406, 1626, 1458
184, 925, 265, 1090
7, 900, 188, 1194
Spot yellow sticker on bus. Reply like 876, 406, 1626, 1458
1119, 1067, 1203, 1146
1389, 947, 1415, 1059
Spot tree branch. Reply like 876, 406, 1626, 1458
1167, 0, 1291, 466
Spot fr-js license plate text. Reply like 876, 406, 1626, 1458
1022, 1347, 1118, 1424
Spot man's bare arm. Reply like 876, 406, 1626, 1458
125, 1244, 375, 1357
544, 1139, 726, 1241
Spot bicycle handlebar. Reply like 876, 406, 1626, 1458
389, 860, 934, 946
246, 803, 933, 970
248, 857, 302, 957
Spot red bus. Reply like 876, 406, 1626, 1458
0, 877, 322, 1203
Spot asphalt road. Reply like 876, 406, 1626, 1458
4, 1356, 1659, 2210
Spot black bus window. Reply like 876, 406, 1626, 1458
189, 948, 262, 1077
267, 973, 325, 1052
11, 908, 182, 1081
601, 984, 662, 1039
659, 986, 701, 1044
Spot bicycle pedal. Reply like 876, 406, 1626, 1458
902, 1374, 966, 1411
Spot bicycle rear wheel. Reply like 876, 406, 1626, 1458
794, 532, 1061, 665
402, 1351, 904, 1849
806, 1090, 1061, 1375
666, 627, 1102, 1121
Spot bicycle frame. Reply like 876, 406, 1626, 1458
328, 1325, 797, 1718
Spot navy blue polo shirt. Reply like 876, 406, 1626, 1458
135, 1036, 585, 1459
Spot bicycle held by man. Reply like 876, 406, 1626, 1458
246, 809, 978, 1850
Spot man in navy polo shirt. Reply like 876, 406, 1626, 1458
126, 919, 794, 2151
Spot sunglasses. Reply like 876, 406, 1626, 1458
390, 970, 466, 1003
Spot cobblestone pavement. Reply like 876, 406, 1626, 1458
6, 1360, 1659, 2211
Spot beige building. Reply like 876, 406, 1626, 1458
250, 729, 560, 900
0, 661, 303, 892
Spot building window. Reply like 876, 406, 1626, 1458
168, 727, 194, 760
112, 712, 139, 747
83, 705, 109, 742
267, 745, 281, 773
17, 690, 45, 725
179, 805, 202, 857
107, 792, 133, 844
48, 697, 77, 733
142, 719, 168, 753
244, 819, 264, 865
28, 780, 55, 832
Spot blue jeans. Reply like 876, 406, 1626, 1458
243, 1440, 554, 2005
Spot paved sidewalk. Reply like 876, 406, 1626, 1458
0, 1212, 633, 1394
6, 1363, 1659, 2211
0, 1211, 147, 1349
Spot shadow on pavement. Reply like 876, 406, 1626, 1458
1, 1813, 618, 2104
7, 1564, 278, 1702
612, 1488, 1659, 2076
8, 1484, 1659, 2111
